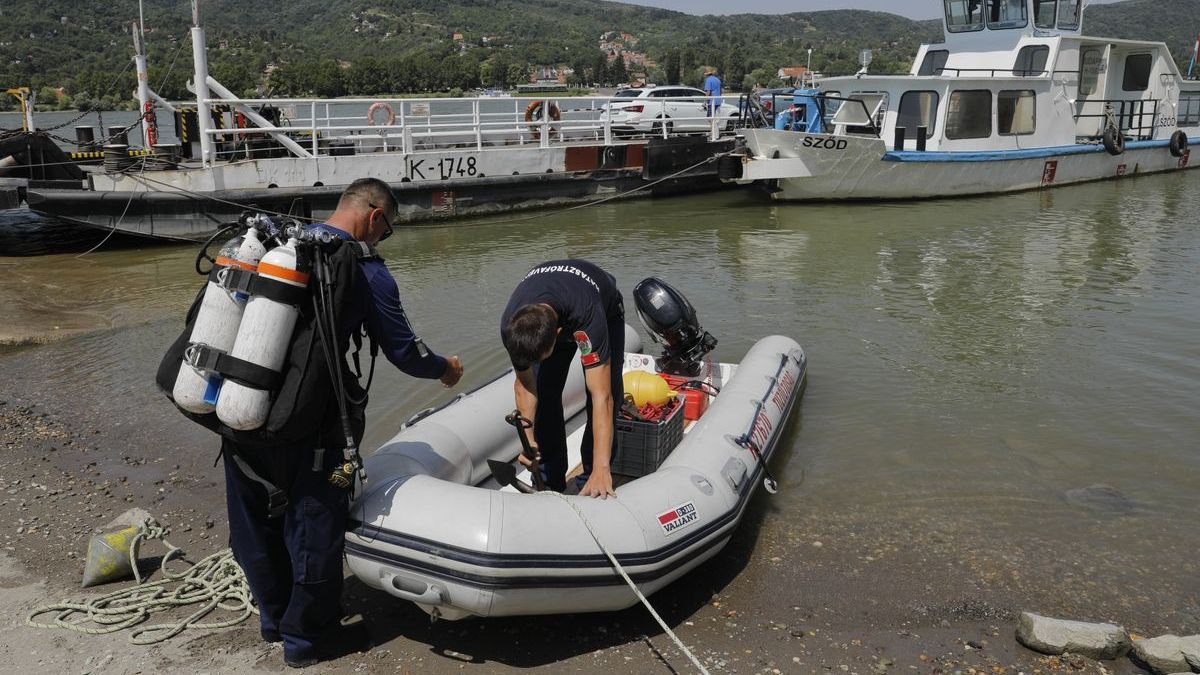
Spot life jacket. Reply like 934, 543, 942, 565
156, 237, 379, 450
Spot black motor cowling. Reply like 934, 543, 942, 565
632, 277, 717, 376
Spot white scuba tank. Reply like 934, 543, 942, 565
172, 228, 266, 414
216, 237, 309, 431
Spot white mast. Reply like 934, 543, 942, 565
190, 0, 215, 165
133, 21, 152, 147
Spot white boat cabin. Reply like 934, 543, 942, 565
813, 0, 1200, 152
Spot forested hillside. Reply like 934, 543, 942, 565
0, 0, 1195, 110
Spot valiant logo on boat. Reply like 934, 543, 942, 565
657, 502, 699, 535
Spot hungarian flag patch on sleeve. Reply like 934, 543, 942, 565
574, 330, 600, 366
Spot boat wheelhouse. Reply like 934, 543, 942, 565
726, 0, 1200, 200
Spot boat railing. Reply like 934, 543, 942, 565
931, 67, 1082, 78
193, 95, 736, 163
1073, 98, 1160, 140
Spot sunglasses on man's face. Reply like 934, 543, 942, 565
368, 203, 395, 242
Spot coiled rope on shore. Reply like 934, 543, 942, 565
25, 520, 256, 645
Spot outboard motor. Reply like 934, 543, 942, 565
632, 277, 717, 376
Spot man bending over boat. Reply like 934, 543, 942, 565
501, 259, 624, 499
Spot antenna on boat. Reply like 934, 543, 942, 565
1189, 33, 1199, 80
856, 49, 873, 78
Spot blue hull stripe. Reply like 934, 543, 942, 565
883, 137, 1198, 163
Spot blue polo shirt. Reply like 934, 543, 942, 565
703, 74, 723, 107
312, 224, 448, 380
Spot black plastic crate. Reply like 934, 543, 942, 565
612, 401, 685, 478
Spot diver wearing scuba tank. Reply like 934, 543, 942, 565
218, 178, 463, 668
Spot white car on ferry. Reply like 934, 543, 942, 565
724, 0, 1200, 200
601, 85, 741, 135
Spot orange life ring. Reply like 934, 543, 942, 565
367, 101, 396, 127
234, 110, 248, 142
523, 100, 561, 138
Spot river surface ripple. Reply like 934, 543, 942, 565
2, 172, 1198, 597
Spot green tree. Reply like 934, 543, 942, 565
723, 45, 746, 93
311, 59, 345, 98
608, 54, 628, 85
592, 52, 608, 86
507, 62, 529, 86
664, 50, 681, 85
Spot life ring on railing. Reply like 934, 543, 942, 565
234, 111, 248, 142
368, 101, 396, 127
1169, 129, 1189, 157
143, 101, 158, 147
524, 100, 560, 138
1102, 125, 1125, 156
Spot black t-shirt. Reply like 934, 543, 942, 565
500, 259, 622, 369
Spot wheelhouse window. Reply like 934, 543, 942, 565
832, 92, 888, 134
1179, 93, 1200, 127
1122, 54, 1152, 92
1033, 0, 1056, 28
1079, 48, 1103, 96
1057, 0, 1081, 29
822, 91, 842, 127
919, 50, 950, 76
944, 0, 983, 32
998, 90, 1036, 135
898, 91, 940, 134
1013, 46, 1050, 76
987, 0, 1029, 30
945, 90, 992, 139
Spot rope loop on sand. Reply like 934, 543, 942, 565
25, 519, 255, 644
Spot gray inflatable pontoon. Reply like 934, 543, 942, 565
345, 327, 807, 620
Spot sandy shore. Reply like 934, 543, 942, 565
0, 325, 1195, 674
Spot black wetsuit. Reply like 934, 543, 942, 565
500, 259, 625, 491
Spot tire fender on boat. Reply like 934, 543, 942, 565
1169, 130, 1189, 158
368, 101, 396, 127
1102, 126, 1125, 156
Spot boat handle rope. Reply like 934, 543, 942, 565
732, 352, 797, 495
548, 491, 711, 675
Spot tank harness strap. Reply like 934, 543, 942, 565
349, 241, 379, 260
185, 343, 282, 391
227, 451, 288, 519
213, 267, 310, 306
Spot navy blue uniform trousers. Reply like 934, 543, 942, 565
534, 315, 625, 493
223, 439, 346, 661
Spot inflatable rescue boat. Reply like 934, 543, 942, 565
345, 279, 807, 619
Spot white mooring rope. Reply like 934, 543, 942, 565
549, 492, 711, 675
26, 520, 255, 644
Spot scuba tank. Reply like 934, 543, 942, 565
172, 228, 266, 414
216, 236, 311, 431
